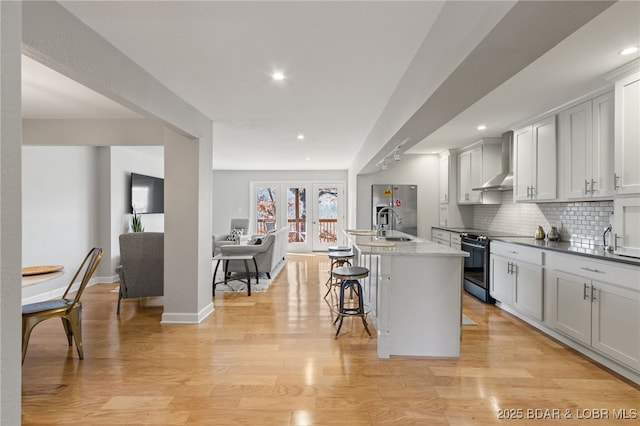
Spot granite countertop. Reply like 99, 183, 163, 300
491, 236, 640, 267
346, 230, 469, 258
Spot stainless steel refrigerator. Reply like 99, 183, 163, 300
371, 184, 418, 236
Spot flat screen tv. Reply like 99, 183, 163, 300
130, 172, 164, 214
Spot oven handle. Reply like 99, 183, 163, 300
461, 241, 486, 250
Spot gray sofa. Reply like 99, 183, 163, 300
212, 218, 250, 256
116, 232, 164, 314
220, 227, 287, 279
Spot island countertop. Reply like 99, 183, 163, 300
346, 230, 469, 258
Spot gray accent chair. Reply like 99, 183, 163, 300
220, 227, 287, 279
212, 218, 250, 256
116, 232, 164, 315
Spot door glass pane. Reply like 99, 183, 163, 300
256, 187, 277, 234
287, 187, 306, 243
317, 187, 338, 243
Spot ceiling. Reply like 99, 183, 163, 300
21, 1, 640, 172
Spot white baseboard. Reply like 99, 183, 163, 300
161, 302, 214, 324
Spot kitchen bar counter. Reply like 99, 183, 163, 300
345, 230, 468, 358
491, 236, 640, 267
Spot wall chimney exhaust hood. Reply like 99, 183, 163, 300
473, 131, 514, 192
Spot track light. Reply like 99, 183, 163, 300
381, 162, 388, 170
393, 150, 401, 161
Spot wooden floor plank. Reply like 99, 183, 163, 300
21, 253, 639, 425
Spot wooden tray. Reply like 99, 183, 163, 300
22, 265, 64, 276
346, 229, 376, 236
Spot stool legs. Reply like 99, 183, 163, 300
334, 278, 373, 339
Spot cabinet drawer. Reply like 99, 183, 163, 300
431, 229, 451, 243
490, 241, 542, 265
451, 233, 461, 245
546, 252, 640, 291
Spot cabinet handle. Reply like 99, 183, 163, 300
583, 283, 588, 300
579, 267, 604, 273
508, 250, 519, 254
614, 233, 621, 250
590, 179, 596, 193
614, 173, 620, 190
591, 285, 597, 302
584, 179, 589, 195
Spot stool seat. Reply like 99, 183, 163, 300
332, 266, 369, 280
328, 250, 354, 260
328, 246, 350, 252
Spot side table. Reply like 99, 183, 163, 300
212, 254, 258, 296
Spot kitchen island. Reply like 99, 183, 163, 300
345, 230, 469, 358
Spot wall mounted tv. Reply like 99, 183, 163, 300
130, 172, 164, 214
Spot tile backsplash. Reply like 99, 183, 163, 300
473, 192, 614, 248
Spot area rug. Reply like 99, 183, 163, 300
212, 259, 285, 294
462, 314, 477, 326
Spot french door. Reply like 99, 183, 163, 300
250, 182, 345, 252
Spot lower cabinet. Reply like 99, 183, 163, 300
550, 264, 640, 372
490, 242, 543, 321
490, 254, 542, 320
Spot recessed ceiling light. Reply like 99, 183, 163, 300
620, 46, 639, 56
305, 157, 311, 161
297, 134, 305, 140
272, 71, 285, 81
477, 124, 487, 131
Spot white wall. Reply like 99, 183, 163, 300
356, 154, 439, 239
21, 146, 101, 302
109, 146, 164, 274
212, 169, 348, 235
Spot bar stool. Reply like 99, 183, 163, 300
331, 265, 373, 339
324, 250, 354, 299
328, 245, 350, 252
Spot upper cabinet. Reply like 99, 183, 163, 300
614, 68, 640, 195
560, 91, 615, 199
457, 139, 501, 205
439, 152, 450, 204
514, 116, 557, 202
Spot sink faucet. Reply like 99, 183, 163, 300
376, 206, 403, 239
603, 224, 612, 251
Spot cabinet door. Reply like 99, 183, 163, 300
613, 197, 640, 258
562, 100, 592, 199
592, 92, 615, 197
490, 255, 512, 304
469, 147, 483, 203
513, 262, 543, 321
439, 155, 449, 203
439, 204, 449, 227
591, 281, 640, 371
458, 151, 471, 203
514, 126, 533, 201
615, 71, 640, 195
533, 116, 557, 200
551, 270, 591, 345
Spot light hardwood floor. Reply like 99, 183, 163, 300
22, 253, 639, 425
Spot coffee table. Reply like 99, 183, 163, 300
212, 253, 258, 296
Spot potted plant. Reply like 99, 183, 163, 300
131, 208, 144, 232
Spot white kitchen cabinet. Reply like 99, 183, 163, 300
431, 227, 451, 246
490, 242, 543, 320
561, 92, 614, 199
439, 153, 450, 204
514, 116, 557, 201
614, 69, 640, 195
549, 253, 640, 372
490, 255, 513, 304
457, 139, 501, 205
613, 197, 640, 258
551, 270, 640, 371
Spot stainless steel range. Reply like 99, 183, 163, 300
460, 231, 521, 303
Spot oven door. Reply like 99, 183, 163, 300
461, 239, 487, 289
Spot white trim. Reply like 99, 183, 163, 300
161, 302, 214, 324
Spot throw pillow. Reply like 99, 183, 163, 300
253, 238, 263, 245
227, 228, 244, 242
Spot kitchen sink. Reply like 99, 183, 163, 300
382, 237, 414, 242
